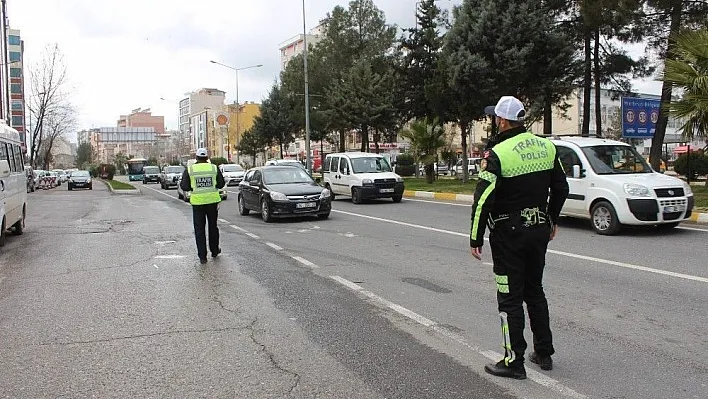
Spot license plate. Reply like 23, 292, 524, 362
296, 202, 317, 209
379, 188, 394, 193
664, 205, 686, 213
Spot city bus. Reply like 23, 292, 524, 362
126, 158, 148, 181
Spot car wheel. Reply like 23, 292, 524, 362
238, 194, 250, 215
325, 184, 335, 201
351, 187, 362, 204
318, 212, 330, 220
261, 198, 273, 223
591, 201, 620, 235
392, 195, 402, 203
12, 206, 25, 236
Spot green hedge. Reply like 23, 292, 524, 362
674, 152, 708, 179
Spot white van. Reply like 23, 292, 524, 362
322, 152, 405, 204
553, 136, 694, 235
0, 122, 28, 246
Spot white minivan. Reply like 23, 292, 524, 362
0, 121, 28, 246
553, 136, 694, 235
322, 152, 405, 204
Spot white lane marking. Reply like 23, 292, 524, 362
245, 232, 260, 239
291, 256, 318, 269
404, 198, 470, 207
218, 218, 229, 223
332, 209, 708, 284
155, 240, 176, 245
153, 264, 159, 269
329, 275, 586, 398
155, 255, 185, 259
230, 224, 247, 232
266, 242, 283, 251
140, 184, 184, 202
483, 262, 493, 266
677, 226, 708, 233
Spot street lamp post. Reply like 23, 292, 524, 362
302, 0, 313, 175
209, 61, 263, 163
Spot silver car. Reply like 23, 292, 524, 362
160, 165, 185, 190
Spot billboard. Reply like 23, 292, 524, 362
621, 97, 660, 138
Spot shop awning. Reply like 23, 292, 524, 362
672, 145, 697, 154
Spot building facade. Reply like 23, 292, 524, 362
87, 127, 158, 164
7, 28, 25, 150
278, 23, 324, 71
117, 108, 165, 134
179, 88, 226, 154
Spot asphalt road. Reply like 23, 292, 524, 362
2, 180, 706, 398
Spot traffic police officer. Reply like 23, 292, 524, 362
469, 96, 569, 379
180, 148, 226, 264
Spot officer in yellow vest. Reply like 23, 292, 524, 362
180, 148, 226, 264
470, 96, 569, 379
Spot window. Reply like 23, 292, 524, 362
0, 143, 8, 163
11, 101, 23, 110
13, 145, 23, 170
9, 51, 21, 62
329, 157, 339, 172
557, 147, 582, 178
10, 84, 21, 93
8, 35, 20, 46
339, 158, 349, 174
251, 170, 262, 183
10, 68, 21, 78
323, 157, 331, 172
6, 144, 17, 172
11, 116, 23, 126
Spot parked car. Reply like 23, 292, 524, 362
219, 163, 246, 188
52, 169, 68, 183
160, 165, 185, 189
238, 166, 331, 222
322, 152, 404, 204
265, 159, 306, 170
142, 166, 161, 184
67, 170, 92, 190
553, 136, 694, 234
0, 125, 28, 245
452, 157, 482, 177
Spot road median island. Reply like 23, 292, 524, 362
101, 179, 141, 194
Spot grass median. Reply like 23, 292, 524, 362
104, 179, 136, 190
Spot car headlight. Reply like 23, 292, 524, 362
684, 182, 693, 196
270, 191, 288, 201
320, 188, 331, 199
86, 178, 91, 183
623, 183, 650, 197
362, 178, 373, 185
395, 176, 403, 183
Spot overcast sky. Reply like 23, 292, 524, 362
9, 0, 662, 141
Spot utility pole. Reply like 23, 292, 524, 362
302, 0, 312, 175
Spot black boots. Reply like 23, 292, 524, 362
529, 352, 553, 370
484, 360, 527, 380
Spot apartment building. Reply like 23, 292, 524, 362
117, 108, 165, 134
7, 28, 25, 150
278, 23, 324, 71
86, 127, 158, 164
179, 88, 226, 154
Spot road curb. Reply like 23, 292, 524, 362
402, 189, 708, 225
101, 179, 141, 195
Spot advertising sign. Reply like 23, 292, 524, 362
621, 97, 660, 138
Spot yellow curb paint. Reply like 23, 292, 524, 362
434, 192, 458, 201
689, 212, 700, 222
403, 190, 416, 197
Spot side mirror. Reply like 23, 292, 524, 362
0, 160, 10, 178
572, 164, 581, 179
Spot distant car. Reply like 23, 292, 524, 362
52, 169, 68, 183
238, 166, 331, 222
142, 166, 161, 184
219, 164, 246, 188
160, 165, 185, 190
265, 159, 306, 170
67, 170, 92, 190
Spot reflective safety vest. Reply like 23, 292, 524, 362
188, 162, 221, 205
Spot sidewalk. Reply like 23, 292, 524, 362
403, 189, 708, 224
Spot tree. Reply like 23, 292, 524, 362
39, 103, 77, 170
326, 59, 397, 152
397, 0, 449, 123
26, 44, 73, 169
237, 128, 267, 166
644, 0, 708, 170
75, 142, 93, 168
661, 29, 708, 140
254, 82, 297, 158
399, 117, 447, 183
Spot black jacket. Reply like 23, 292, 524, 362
180, 161, 226, 192
469, 126, 569, 248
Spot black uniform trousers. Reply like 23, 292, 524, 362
489, 217, 555, 367
192, 203, 220, 260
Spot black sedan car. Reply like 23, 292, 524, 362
67, 170, 93, 190
238, 166, 331, 222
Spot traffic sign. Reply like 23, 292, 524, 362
621, 97, 660, 138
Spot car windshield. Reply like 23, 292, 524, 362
581, 145, 652, 174
351, 157, 392, 173
165, 166, 184, 174
72, 171, 90, 177
221, 164, 243, 172
263, 168, 313, 184
144, 166, 160, 173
